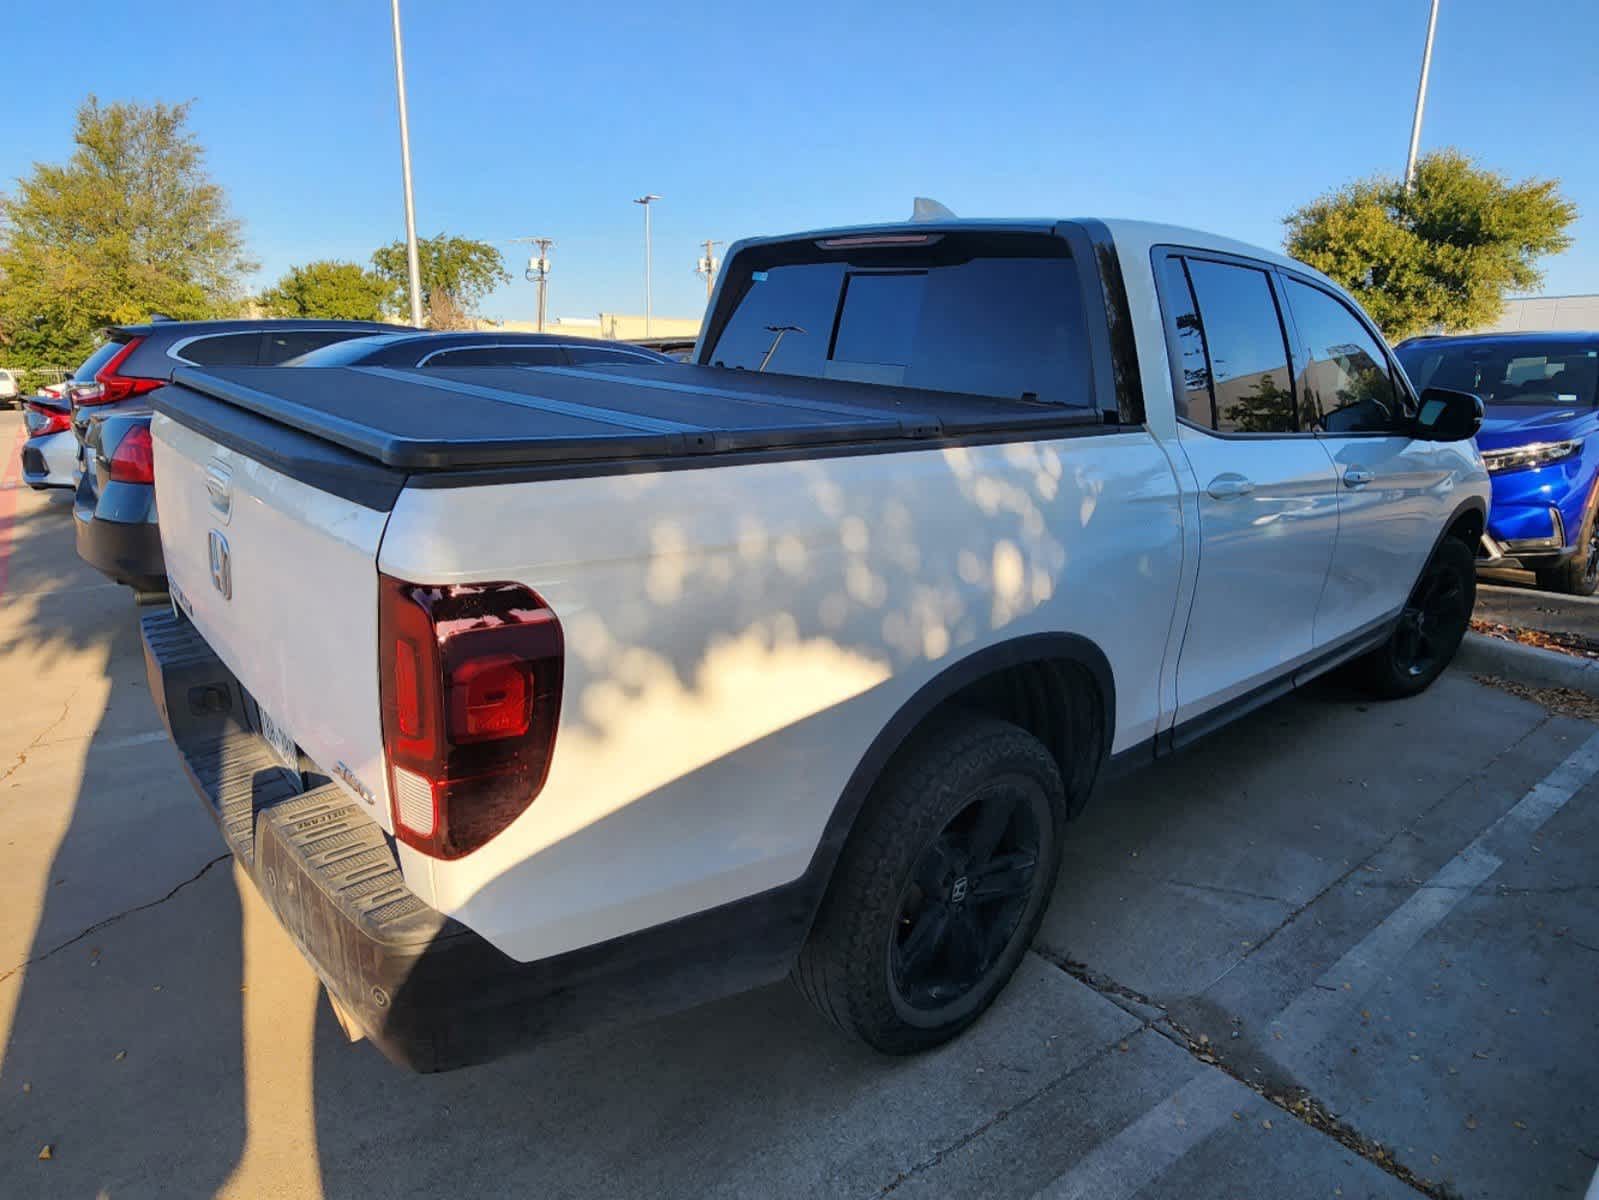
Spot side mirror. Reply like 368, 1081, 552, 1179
1414, 386, 1483, 442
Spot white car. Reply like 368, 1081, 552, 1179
141, 217, 1489, 1071
20, 396, 77, 489
0, 368, 18, 407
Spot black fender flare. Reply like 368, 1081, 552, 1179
791, 631, 1115, 932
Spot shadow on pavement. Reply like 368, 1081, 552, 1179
0, 463, 245, 1197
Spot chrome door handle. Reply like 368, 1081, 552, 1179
1205, 473, 1255, 500
1343, 468, 1375, 488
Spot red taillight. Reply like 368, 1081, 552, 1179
86, 337, 162, 405
378, 575, 564, 859
24, 402, 72, 435
107, 425, 155, 484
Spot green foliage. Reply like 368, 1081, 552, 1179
258, 260, 391, 321
371, 234, 509, 326
0, 96, 254, 371
1284, 149, 1577, 341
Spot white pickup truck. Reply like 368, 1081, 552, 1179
141, 217, 1488, 1071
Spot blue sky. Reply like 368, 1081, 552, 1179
4, 0, 1594, 324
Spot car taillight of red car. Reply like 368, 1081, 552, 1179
378, 575, 564, 859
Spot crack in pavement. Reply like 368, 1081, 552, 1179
874, 959, 1171, 1199
1193, 713, 1555, 997
0, 682, 84, 786
0, 852, 232, 986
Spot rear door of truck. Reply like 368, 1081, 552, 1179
153, 402, 399, 831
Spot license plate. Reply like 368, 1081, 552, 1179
258, 704, 300, 775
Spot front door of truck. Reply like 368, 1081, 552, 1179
1275, 274, 1451, 645
1153, 251, 1341, 730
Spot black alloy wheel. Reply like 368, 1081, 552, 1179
889, 785, 1042, 1017
1392, 555, 1470, 680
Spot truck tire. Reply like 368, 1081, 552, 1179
1535, 492, 1599, 596
1355, 536, 1475, 699
793, 713, 1067, 1053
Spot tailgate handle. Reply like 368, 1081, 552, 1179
205, 462, 232, 519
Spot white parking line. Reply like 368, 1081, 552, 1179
1034, 728, 1599, 1199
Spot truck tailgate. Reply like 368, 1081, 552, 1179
153, 410, 395, 831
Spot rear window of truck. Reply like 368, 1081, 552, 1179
703, 232, 1093, 407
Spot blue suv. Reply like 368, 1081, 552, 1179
1397, 332, 1599, 594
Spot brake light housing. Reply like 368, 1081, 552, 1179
379, 575, 564, 859
107, 424, 156, 484
24, 401, 73, 436
85, 338, 162, 406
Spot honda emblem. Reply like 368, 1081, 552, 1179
208, 530, 231, 600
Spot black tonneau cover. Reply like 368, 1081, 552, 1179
158, 362, 1100, 471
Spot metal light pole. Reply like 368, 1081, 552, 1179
513, 237, 554, 331
390, 0, 424, 327
696, 239, 723, 302
634, 194, 661, 336
1404, 0, 1441, 192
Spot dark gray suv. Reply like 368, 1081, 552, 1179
69, 317, 410, 448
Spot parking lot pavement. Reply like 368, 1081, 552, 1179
1, 408, 1595, 1198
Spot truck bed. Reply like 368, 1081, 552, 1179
156, 361, 1101, 473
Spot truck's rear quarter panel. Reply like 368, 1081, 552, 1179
381, 431, 1182, 960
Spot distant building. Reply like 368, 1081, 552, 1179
1465, 295, 1599, 333
474, 313, 701, 341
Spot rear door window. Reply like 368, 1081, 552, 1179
423, 345, 569, 367
262, 329, 370, 364
1282, 278, 1405, 433
178, 333, 267, 366
1180, 259, 1297, 434
72, 340, 126, 382
705, 233, 1093, 406
563, 346, 661, 366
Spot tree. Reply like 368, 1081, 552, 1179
258, 260, 390, 321
371, 234, 508, 328
0, 96, 254, 370
1284, 150, 1576, 341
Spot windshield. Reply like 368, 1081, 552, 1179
1396, 340, 1599, 407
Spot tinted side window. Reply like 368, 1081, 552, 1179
175, 333, 263, 366
263, 330, 367, 364
1184, 259, 1296, 434
563, 347, 658, 366
425, 346, 569, 367
1284, 279, 1403, 433
1159, 258, 1214, 426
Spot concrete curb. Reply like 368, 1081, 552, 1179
1456, 631, 1599, 697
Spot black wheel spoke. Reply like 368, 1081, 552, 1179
969, 851, 1037, 903
965, 791, 1016, 866
896, 902, 950, 977
944, 908, 985, 979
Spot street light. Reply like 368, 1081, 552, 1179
1404, 0, 1441, 191
634, 194, 661, 337
389, 0, 424, 327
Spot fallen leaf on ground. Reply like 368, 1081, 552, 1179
37, 1145, 52, 1160
1465, 1116, 1479, 1130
